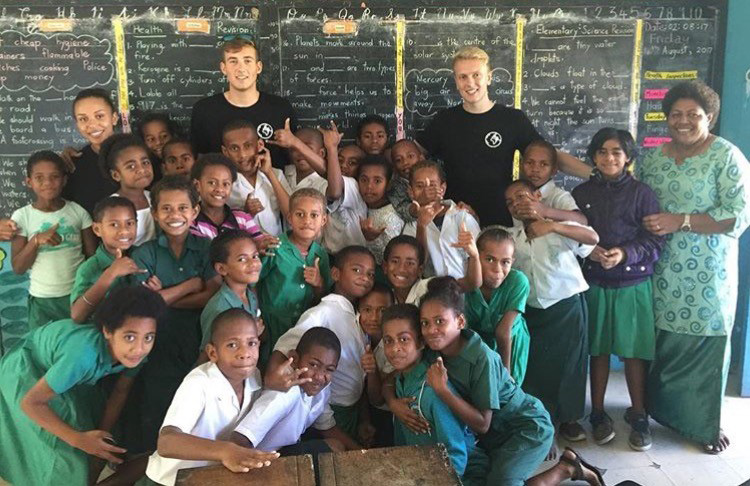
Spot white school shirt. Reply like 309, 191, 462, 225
323, 176, 367, 254
228, 170, 291, 236
403, 277, 432, 305
234, 385, 335, 452
145, 362, 262, 486
274, 294, 366, 407
402, 201, 480, 278
507, 221, 595, 310
284, 164, 328, 194
113, 191, 154, 246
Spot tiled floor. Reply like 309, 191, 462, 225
534, 371, 750, 486
1, 371, 748, 486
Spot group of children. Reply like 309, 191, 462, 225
0, 53, 667, 485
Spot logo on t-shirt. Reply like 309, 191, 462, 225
257, 123, 274, 140
484, 131, 502, 148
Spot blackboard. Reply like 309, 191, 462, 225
0, 1, 728, 218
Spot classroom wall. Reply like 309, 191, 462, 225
721, 0, 750, 395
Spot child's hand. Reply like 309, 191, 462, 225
60, 146, 82, 173
589, 245, 608, 263
245, 195, 265, 216
0, 219, 18, 241
256, 234, 280, 256
303, 257, 323, 289
426, 357, 449, 396
359, 218, 386, 241
220, 442, 279, 473
256, 148, 273, 175
74, 430, 127, 464
34, 224, 62, 247
360, 344, 378, 374
514, 197, 546, 221
357, 421, 377, 448
451, 221, 478, 259
388, 396, 430, 435
414, 200, 441, 228
265, 356, 312, 391
107, 249, 148, 278
142, 274, 163, 291
318, 120, 343, 148
525, 220, 555, 240
455, 201, 479, 222
266, 118, 297, 149
600, 247, 626, 269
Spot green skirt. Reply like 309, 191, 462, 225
586, 280, 655, 360
330, 403, 360, 439
522, 294, 588, 424
647, 330, 730, 444
28, 295, 71, 330
0, 345, 105, 485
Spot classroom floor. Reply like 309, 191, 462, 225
536, 370, 750, 486
1, 370, 747, 486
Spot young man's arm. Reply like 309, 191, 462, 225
266, 118, 328, 176
556, 150, 593, 180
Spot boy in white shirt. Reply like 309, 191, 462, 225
232, 327, 344, 454
276, 126, 328, 194
144, 309, 279, 485
265, 246, 377, 448
402, 160, 481, 278
222, 119, 291, 236
504, 179, 599, 454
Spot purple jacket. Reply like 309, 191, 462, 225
572, 170, 664, 288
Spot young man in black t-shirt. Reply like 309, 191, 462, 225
190, 37, 297, 168
418, 46, 591, 227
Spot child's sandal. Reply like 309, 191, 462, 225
561, 447, 607, 486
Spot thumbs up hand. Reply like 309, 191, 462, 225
107, 248, 148, 278
451, 220, 478, 259
360, 344, 377, 374
426, 357, 449, 395
303, 257, 323, 290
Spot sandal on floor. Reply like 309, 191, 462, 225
561, 447, 606, 486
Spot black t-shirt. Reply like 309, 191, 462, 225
418, 104, 541, 226
61, 144, 118, 216
190, 91, 297, 168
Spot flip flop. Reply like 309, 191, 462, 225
562, 447, 607, 486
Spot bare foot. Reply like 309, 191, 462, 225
560, 448, 603, 486
704, 429, 730, 454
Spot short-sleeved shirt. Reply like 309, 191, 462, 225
418, 104, 541, 226
189, 205, 263, 240
274, 294, 366, 407
507, 222, 595, 309
402, 201, 480, 278
61, 144, 118, 216
145, 362, 262, 486
257, 232, 332, 347
395, 359, 476, 476
112, 191, 154, 246
11, 201, 92, 297
190, 91, 297, 169
284, 165, 328, 194
199, 282, 260, 351
464, 269, 529, 351
228, 169, 292, 236
70, 244, 117, 306
323, 176, 368, 255
235, 385, 335, 451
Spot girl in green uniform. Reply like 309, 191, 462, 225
417, 277, 553, 486
383, 303, 488, 485
0, 286, 165, 485
464, 227, 530, 385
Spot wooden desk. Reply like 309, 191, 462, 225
318, 445, 461, 486
175, 454, 315, 485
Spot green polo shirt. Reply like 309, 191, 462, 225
465, 269, 528, 350
200, 282, 260, 351
70, 244, 116, 306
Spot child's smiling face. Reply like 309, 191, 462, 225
215, 238, 262, 286
194, 164, 233, 209
104, 316, 157, 368
382, 318, 422, 372
142, 120, 172, 159
152, 189, 198, 237
333, 252, 376, 301
420, 300, 464, 353
593, 138, 630, 180
222, 128, 263, 177
358, 289, 392, 341
93, 205, 138, 254
295, 344, 339, 397
383, 243, 423, 293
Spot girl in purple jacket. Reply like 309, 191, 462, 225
572, 128, 664, 452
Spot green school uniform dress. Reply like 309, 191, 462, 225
637, 138, 750, 444
464, 269, 531, 385
199, 281, 259, 351
428, 329, 553, 486
0, 320, 138, 485
394, 359, 489, 485
257, 232, 331, 363
125, 233, 215, 452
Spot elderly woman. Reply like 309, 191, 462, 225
636, 81, 750, 454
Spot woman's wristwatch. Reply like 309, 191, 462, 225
680, 213, 692, 232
